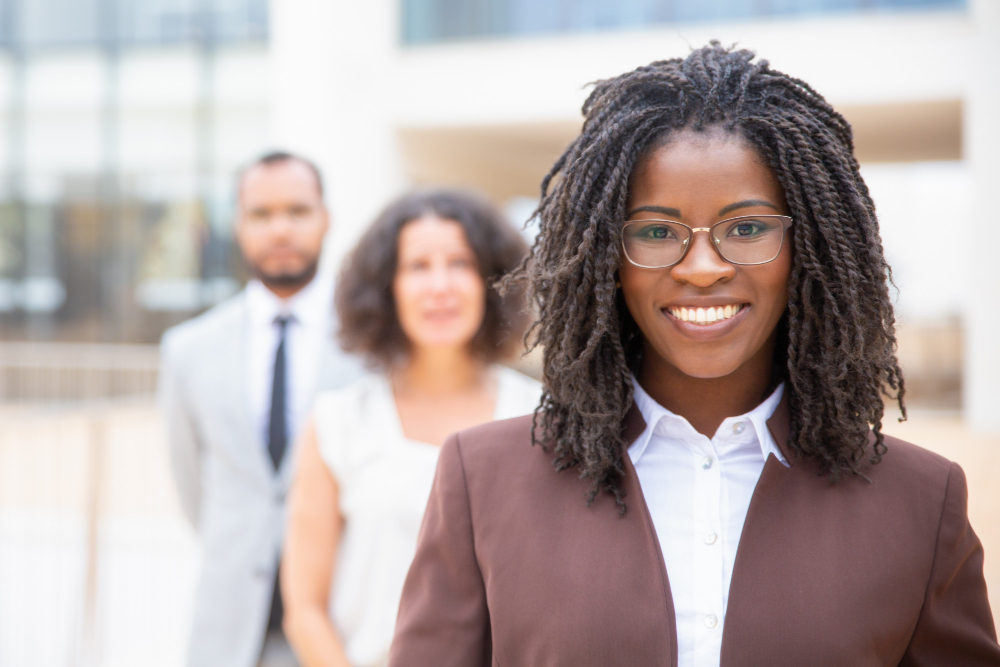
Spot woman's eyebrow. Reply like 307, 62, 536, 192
718, 199, 780, 216
627, 205, 682, 218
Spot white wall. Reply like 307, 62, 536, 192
269, 0, 407, 270
964, 0, 1000, 430
862, 162, 972, 324
391, 10, 972, 128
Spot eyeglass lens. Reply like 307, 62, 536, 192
622, 216, 790, 268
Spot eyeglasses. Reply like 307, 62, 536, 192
621, 215, 793, 269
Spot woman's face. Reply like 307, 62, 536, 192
393, 216, 487, 354
618, 130, 792, 379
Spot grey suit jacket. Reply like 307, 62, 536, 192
159, 287, 363, 667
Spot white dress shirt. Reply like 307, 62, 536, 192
245, 274, 335, 450
629, 377, 785, 667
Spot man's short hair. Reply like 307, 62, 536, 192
238, 150, 324, 199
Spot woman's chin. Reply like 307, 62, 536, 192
655, 350, 746, 380
673, 365, 742, 380
410, 335, 477, 353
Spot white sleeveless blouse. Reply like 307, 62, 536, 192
312, 366, 542, 667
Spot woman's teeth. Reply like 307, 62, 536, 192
667, 304, 744, 325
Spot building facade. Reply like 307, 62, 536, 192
0, 0, 271, 343
271, 0, 999, 430
0, 0, 995, 427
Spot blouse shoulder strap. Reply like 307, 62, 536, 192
313, 375, 379, 479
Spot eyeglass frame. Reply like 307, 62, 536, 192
620, 214, 794, 269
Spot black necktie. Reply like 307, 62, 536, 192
268, 316, 290, 471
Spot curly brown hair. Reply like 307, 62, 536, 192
506, 42, 906, 513
337, 189, 530, 371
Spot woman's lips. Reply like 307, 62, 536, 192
661, 302, 751, 340
668, 303, 744, 324
423, 309, 460, 322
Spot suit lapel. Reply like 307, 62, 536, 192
718, 392, 813, 666
219, 294, 276, 490
620, 403, 681, 667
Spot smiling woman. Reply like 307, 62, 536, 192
387, 43, 1000, 667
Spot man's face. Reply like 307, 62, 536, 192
235, 160, 329, 291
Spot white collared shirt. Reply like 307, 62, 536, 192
629, 377, 786, 667
245, 274, 335, 452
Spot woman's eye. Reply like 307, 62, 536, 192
636, 224, 674, 240
726, 220, 768, 238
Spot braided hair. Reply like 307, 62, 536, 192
507, 42, 906, 512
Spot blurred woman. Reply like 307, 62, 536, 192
280, 189, 542, 667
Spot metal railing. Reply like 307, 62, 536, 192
0, 342, 160, 404
0, 342, 197, 667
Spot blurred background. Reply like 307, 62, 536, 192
0, 0, 996, 665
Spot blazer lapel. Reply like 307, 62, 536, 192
620, 403, 681, 667
718, 392, 817, 666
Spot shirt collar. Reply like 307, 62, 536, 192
245, 273, 333, 329
628, 375, 786, 467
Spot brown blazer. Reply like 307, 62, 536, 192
388, 398, 1000, 666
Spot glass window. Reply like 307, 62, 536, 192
401, 0, 967, 45
0, 0, 268, 343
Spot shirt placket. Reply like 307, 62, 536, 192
690, 433, 724, 663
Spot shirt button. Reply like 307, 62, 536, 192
732, 422, 746, 435
704, 613, 718, 628
704, 532, 718, 545
701, 456, 713, 469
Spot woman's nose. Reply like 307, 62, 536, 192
669, 232, 736, 287
428, 264, 451, 291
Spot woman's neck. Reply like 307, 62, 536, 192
394, 346, 490, 396
637, 337, 776, 439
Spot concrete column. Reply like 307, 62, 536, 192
269, 0, 407, 269
963, 0, 1000, 430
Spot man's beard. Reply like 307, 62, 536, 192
254, 259, 319, 293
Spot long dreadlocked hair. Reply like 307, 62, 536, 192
506, 42, 906, 513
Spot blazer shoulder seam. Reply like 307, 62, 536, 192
452, 432, 490, 576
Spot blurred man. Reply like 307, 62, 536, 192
159, 152, 362, 667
